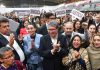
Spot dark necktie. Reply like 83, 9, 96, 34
66, 35, 71, 50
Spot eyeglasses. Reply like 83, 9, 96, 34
48, 29, 57, 31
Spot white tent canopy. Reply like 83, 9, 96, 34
91, 0, 100, 2
0, 1, 100, 14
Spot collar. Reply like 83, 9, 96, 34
30, 34, 36, 39
46, 23, 48, 29
73, 47, 80, 52
1, 64, 7, 69
50, 34, 58, 39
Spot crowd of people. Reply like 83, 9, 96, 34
0, 11, 100, 70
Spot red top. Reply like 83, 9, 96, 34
20, 28, 28, 36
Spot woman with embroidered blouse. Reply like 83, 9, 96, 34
62, 35, 90, 70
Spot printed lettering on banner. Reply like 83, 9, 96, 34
70, 9, 84, 20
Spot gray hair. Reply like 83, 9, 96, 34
0, 47, 12, 58
63, 21, 73, 26
47, 20, 58, 29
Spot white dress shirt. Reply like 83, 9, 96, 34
3, 34, 25, 62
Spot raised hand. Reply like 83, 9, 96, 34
18, 34, 24, 42
52, 42, 61, 52
74, 51, 80, 59
9, 33, 15, 47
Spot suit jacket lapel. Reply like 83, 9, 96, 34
47, 35, 53, 48
48, 35, 52, 43
0, 34, 9, 46
47, 34, 60, 45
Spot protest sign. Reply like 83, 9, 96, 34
30, 9, 40, 16
70, 9, 84, 20
56, 10, 66, 17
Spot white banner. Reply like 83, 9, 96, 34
13, 10, 30, 17
70, 9, 84, 20
56, 10, 66, 17
30, 9, 41, 16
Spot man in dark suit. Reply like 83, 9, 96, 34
0, 18, 25, 62
39, 20, 68, 70
88, 14, 100, 28
37, 12, 56, 35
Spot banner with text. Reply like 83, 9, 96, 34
56, 10, 66, 17
70, 9, 84, 20
30, 9, 41, 16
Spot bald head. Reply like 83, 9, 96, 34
63, 22, 74, 35
95, 14, 100, 23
